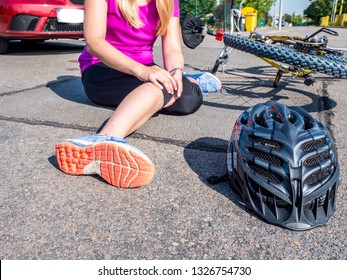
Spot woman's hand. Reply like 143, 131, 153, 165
163, 68, 183, 108
138, 65, 178, 95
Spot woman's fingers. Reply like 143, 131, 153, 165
147, 67, 177, 94
172, 73, 183, 98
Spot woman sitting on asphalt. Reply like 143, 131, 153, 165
55, 0, 221, 188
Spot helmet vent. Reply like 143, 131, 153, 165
303, 117, 314, 130
301, 137, 327, 151
270, 112, 285, 123
240, 116, 248, 125
307, 186, 335, 211
254, 114, 267, 127
248, 148, 283, 166
248, 135, 282, 150
248, 162, 282, 183
248, 178, 290, 208
305, 166, 333, 185
304, 150, 330, 166
288, 113, 297, 124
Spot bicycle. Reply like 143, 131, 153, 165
181, 1, 347, 87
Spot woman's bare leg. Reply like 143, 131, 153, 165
99, 82, 164, 138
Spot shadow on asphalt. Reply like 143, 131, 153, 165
5, 40, 84, 56
48, 155, 59, 172
47, 75, 110, 108
183, 136, 258, 221
48, 154, 107, 185
186, 63, 338, 114
47, 66, 337, 116
183, 137, 241, 204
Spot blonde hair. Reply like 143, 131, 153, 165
117, 0, 173, 36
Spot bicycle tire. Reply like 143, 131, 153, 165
223, 34, 347, 78
324, 53, 347, 64
262, 41, 347, 64
267, 43, 347, 64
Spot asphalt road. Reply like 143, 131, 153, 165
0, 26, 346, 260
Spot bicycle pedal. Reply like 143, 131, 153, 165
304, 75, 315, 86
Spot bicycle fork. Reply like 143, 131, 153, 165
212, 45, 232, 74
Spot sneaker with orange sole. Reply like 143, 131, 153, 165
55, 134, 155, 188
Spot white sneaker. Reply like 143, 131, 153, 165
184, 72, 222, 95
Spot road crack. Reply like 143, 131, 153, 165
0, 115, 226, 153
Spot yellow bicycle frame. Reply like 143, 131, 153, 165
249, 34, 320, 87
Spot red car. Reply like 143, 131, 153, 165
0, 0, 84, 54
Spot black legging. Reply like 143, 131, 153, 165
81, 63, 203, 115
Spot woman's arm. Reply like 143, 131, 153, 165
83, 0, 176, 93
161, 16, 185, 100
161, 17, 184, 72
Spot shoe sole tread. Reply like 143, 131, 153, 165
56, 142, 155, 188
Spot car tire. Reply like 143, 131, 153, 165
0, 38, 9, 54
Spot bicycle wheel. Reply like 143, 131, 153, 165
324, 53, 347, 64
223, 34, 347, 78
265, 42, 347, 64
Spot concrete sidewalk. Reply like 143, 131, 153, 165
0, 27, 346, 260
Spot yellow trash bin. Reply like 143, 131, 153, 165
241, 7, 258, 31
245, 12, 257, 31
320, 16, 330, 27
241, 7, 257, 15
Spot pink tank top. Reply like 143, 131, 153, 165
78, 0, 180, 73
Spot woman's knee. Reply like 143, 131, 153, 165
185, 85, 203, 113
161, 82, 203, 115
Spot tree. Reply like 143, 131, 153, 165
304, 0, 333, 25
179, 1, 276, 28
282, 13, 304, 25
179, 0, 217, 19
283, 13, 292, 23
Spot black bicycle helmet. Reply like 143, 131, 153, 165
227, 101, 339, 230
